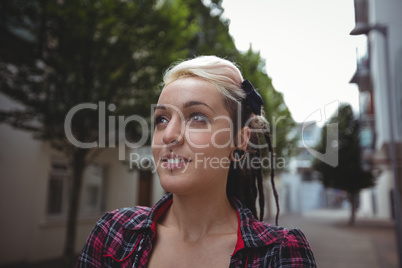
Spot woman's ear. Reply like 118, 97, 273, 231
237, 126, 251, 151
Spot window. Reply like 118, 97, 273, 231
46, 161, 105, 219
79, 164, 105, 216
46, 161, 69, 216
137, 170, 153, 207
47, 179, 63, 214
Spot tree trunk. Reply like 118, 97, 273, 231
349, 192, 357, 226
63, 148, 87, 267
264, 183, 272, 221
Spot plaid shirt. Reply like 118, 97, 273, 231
78, 193, 316, 267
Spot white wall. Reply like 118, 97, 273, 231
0, 123, 51, 264
0, 120, 163, 264
280, 172, 302, 214
359, 168, 393, 219
369, 0, 402, 146
375, 169, 394, 219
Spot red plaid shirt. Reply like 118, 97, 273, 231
77, 193, 316, 267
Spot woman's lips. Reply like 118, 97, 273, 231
161, 154, 191, 170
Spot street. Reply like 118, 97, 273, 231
278, 209, 399, 268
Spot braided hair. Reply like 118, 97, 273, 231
163, 56, 280, 224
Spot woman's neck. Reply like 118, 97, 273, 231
160, 190, 238, 243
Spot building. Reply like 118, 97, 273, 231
0, 96, 164, 265
350, 0, 402, 264
350, 0, 402, 220
279, 121, 326, 215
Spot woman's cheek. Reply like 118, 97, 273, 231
152, 133, 163, 156
187, 130, 231, 152
205, 125, 233, 150
186, 131, 212, 149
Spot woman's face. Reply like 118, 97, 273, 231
152, 77, 234, 195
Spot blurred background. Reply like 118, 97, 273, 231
0, 0, 401, 267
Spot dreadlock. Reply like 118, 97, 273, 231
226, 98, 279, 224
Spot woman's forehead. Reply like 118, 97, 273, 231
157, 77, 224, 109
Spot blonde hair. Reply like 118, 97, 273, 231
163, 56, 246, 104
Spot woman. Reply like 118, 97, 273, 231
78, 56, 316, 267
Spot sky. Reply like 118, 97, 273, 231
221, 0, 365, 124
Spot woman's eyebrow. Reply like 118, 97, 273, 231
154, 105, 166, 111
155, 101, 216, 113
184, 100, 215, 113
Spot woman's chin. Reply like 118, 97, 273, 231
158, 174, 193, 195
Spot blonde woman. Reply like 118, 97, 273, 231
78, 56, 316, 267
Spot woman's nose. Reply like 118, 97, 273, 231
161, 117, 184, 145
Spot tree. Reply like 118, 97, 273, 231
182, 0, 238, 58
0, 0, 298, 264
313, 104, 375, 225
0, 0, 196, 264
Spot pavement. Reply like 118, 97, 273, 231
278, 208, 399, 268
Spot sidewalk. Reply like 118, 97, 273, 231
278, 209, 399, 268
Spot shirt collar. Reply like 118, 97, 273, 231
230, 197, 284, 250
123, 193, 282, 249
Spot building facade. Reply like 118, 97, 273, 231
0, 96, 164, 265
350, 0, 402, 221
280, 121, 326, 215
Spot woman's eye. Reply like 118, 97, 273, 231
189, 112, 209, 123
154, 116, 168, 125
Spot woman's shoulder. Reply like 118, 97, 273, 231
95, 205, 152, 231
244, 217, 312, 249
262, 221, 309, 239
245, 221, 316, 266
78, 206, 153, 266
249, 219, 308, 244
233, 198, 312, 248
97, 194, 173, 231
